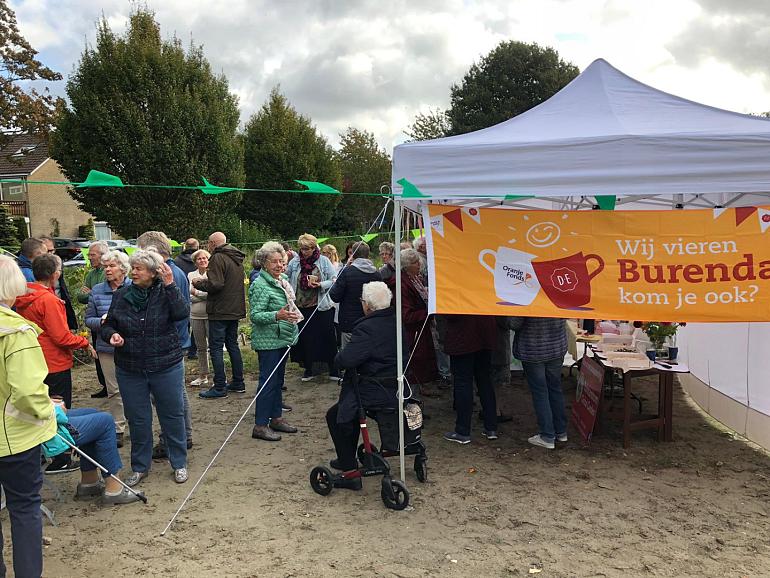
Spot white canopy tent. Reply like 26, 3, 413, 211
388, 59, 770, 481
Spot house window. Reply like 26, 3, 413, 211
0, 180, 26, 202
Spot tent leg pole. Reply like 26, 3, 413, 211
394, 199, 406, 483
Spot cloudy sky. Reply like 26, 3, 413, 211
10, 0, 770, 151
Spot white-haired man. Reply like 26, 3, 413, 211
325, 281, 402, 489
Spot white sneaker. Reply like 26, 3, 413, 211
528, 434, 555, 449
556, 433, 568, 442
190, 377, 208, 387
174, 468, 188, 483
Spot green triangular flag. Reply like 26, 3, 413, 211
360, 233, 378, 243
125, 246, 137, 256
316, 237, 328, 244
80, 248, 89, 261
170, 240, 181, 248
397, 178, 426, 198
595, 195, 616, 210
411, 229, 422, 239
77, 170, 124, 188
199, 177, 237, 195
295, 180, 340, 194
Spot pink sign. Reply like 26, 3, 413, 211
571, 355, 604, 443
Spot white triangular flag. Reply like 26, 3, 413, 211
430, 214, 444, 238
759, 208, 770, 233
713, 207, 727, 220
462, 206, 481, 224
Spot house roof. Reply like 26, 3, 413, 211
0, 134, 50, 177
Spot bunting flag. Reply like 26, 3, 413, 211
462, 207, 481, 224
77, 170, 125, 188
595, 195, 617, 210
316, 237, 328, 244
80, 248, 89, 260
759, 208, 770, 233
295, 180, 341, 194
430, 213, 445, 238
360, 233, 379, 243
444, 208, 464, 231
713, 207, 728, 220
397, 178, 427, 198
736, 206, 757, 226
410, 228, 422, 239
199, 177, 237, 195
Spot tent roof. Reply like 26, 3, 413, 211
392, 58, 770, 201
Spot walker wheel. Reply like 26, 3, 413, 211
414, 455, 428, 483
309, 466, 334, 496
381, 478, 410, 510
357, 443, 379, 465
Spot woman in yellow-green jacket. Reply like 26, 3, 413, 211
0, 254, 57, 578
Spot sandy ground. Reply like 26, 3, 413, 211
32, 355, 770, 578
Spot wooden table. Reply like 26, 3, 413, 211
589, 351, 676, 448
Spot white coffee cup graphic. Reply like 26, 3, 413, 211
479, 247, 541, 305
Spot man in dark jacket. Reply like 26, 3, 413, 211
174, 238, 198, 276
326, 282, 400, 488
193, 232, 247, 398
328, 241, 381, 349
443, 315, 498, 444
173, 238, 199, 359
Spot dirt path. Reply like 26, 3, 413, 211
40, 360, 770, 577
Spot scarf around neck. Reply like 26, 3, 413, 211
299, 247, 320, 291
124, 282, 153, 312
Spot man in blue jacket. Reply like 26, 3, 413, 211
17, 237, 46, 282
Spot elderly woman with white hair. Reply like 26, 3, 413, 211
249, 241, 301, 442
101, 249, 190, 485
85, 250, 131, 447
325, 281, 402, 485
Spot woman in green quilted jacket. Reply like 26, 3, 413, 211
249, 242, 301, 441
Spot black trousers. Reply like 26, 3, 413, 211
44, 369, 73, 409
325, 403, 359, 470
91, 331, 105, 387
0, 445, 44, 578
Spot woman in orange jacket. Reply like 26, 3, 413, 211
15, 253, 95, 408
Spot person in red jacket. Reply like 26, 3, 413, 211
15, 253, 95, 409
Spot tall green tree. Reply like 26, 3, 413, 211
404, 108, 450, 142
50, 10, 244, 239
0, 204, 18, 246
241, 89, 341, 238
330, 127, 391, 233
0, 1, 63, 151
447, 41, 579, 135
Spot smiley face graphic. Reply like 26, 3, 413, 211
526, 221, 561, 248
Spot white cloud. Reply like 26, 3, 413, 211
9, 0, 770, 150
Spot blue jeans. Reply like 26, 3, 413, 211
522, 358, 567, 441
254, 348, 287, 426
450, 350, 497, 436
0, 445, 43, 578
116, 361, 187, 471
209, 320, 244, 390
68, 408, 122, 476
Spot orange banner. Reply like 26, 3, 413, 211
425, 204, 770, 322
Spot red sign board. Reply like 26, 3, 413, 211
571, 355, 604, 443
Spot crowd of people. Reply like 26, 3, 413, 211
0, 229, 571, 577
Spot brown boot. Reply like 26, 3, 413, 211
252, 425, 281, 441
269, 418, 298, 434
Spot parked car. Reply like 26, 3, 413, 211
53, 238, 91, 261
63, 252, 87, 268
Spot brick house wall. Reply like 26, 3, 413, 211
27, 158, 94, 238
